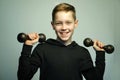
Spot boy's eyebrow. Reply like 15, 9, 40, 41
54, 20, 73, 23
54, 21, 62, 23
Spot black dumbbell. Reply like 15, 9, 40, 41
17, 33, 46, 43
83, 38, 114, 54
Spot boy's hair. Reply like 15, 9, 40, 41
52, 3, 76, 22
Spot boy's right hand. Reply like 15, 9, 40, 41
25, 33, 39, 45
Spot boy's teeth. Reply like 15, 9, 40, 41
62, 32, 67, 34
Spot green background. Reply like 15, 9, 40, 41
0, 0, 119, 80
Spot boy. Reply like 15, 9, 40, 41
18, 3, 105, 80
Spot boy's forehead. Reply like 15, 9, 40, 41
55, 11, 74, 18
55, 11, 73, 15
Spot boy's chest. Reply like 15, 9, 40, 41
43, 46, 84, 68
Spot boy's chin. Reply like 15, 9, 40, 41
59, 37, 70, 42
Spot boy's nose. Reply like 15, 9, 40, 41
61, 24, 67, 30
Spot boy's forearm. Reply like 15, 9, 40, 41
82, 51, 105, 80
17, 44, 33, 80
21, 44, 33, 56
95, 51, 105, 80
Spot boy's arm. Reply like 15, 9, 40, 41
17, 44, 38, 80
18, 33, 40, 80
82, 51, 105, 80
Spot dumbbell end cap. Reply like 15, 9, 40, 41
83, 38, 94, 47
39, 33, 46, 42
17, 33, 27, 43
104, 45, 115, 54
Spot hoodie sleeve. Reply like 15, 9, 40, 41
82, 51, 105, 80
17, 44, 41, 80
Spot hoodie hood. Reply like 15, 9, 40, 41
46, 38, 78, 48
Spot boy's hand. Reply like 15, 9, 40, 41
25, 33, 39, 45
93, 40, 105, 52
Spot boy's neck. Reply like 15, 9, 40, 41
56, 38, 72, 46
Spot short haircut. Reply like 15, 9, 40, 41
52, 3, 76, 22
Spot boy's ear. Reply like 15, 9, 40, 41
75, 20, 78, 28
51, 21, 55, 30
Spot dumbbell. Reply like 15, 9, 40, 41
83, 38, 114, 54
17, 33, 46, 43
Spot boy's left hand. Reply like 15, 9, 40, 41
93, 40, 105, 52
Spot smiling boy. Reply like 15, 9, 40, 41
18, 3, 105, 80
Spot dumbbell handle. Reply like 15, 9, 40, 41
83, 38, 115, 54
17, 33, 46, 43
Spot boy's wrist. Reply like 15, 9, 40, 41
21, 44, 33, 56
96, 51, 105, 61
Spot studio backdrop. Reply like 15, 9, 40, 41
0, 0, 120, 80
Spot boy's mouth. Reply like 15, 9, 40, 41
59, 30, 70, 37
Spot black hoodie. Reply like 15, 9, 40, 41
18, 39, 105, 80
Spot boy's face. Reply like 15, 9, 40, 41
51, 11, 78, 42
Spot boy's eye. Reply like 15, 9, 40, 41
55, 22, 62, 25
56, 23, 61, 24
66, 22, 72, 25
54, 21, 72, 26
